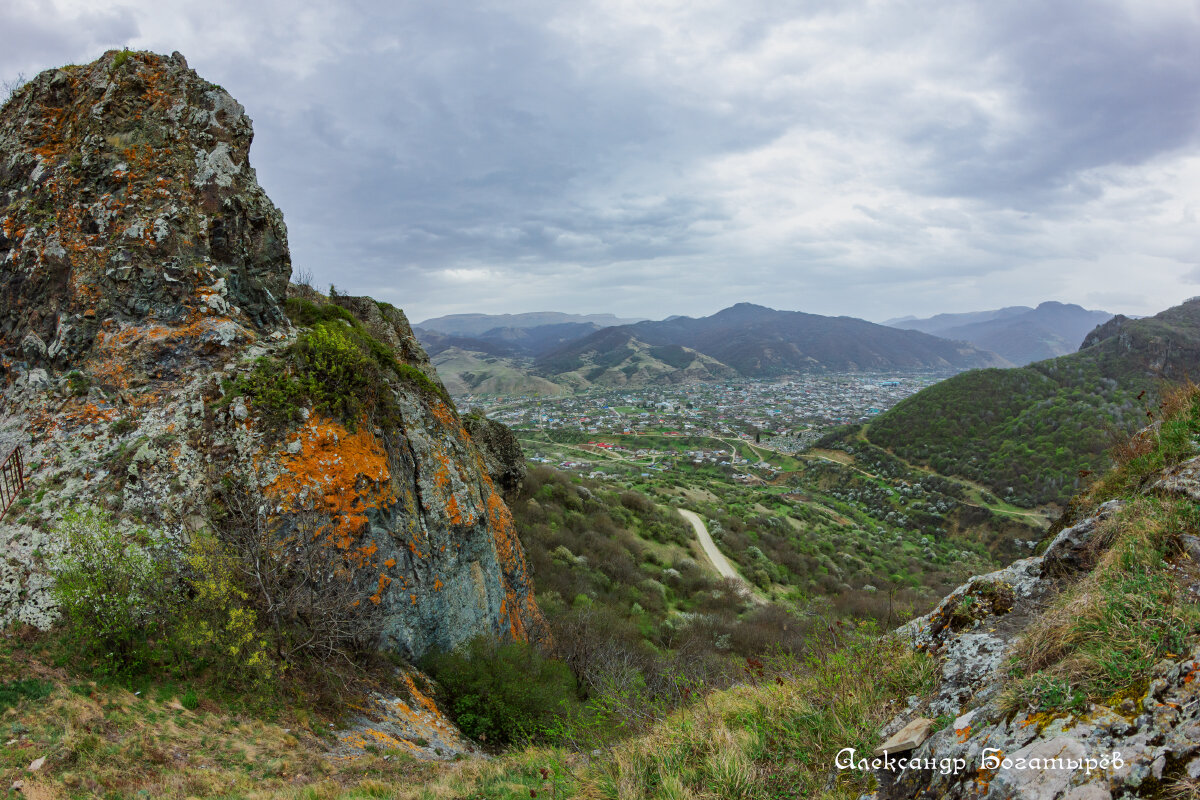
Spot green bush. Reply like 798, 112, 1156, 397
423, 636, 580, 746
65, 370, 91, 397
234, 359, 307, 428
50, 509, 177, 673
291, 321, 377, 425
49, 510, 276, 683
237, 297, 450, 434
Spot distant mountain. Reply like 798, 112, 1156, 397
430, 347, 569, 397
887, 302, 1113, 365
865, 298, 1200, 507
415, 322, 603, 360
883, 306, 1032, 333
535, 327, 739, 387
417, 312, 644, 337
542, 303, 1008, 379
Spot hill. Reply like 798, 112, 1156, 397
430, 346, 569, 396
417, 311, 643, 337
864, 297, 1200, 506
888, 301, 1113, 365
416, 321, 604, 360
535, 326, 740, 386
543, 302, 1008, 378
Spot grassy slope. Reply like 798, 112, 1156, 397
431, 347, 569, 397
524, 427, 1041, 620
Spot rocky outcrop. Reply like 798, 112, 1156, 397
463, 411, 526, 502
0, 51, 544, 663
859, 492, 1199, 800
0, 50, 289, 381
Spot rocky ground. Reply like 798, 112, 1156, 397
860, 467, 1200, 799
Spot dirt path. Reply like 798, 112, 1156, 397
678, 508, 738, 580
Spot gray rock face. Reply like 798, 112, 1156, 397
462, 411, 527, 502
1149, 454, 1200, 502
0, 51, 546, 664
1041, 500, 1123, 576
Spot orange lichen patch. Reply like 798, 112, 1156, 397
59, 399, 120, 427
486, 490, 521, 570
267, 415, 396, 555
479, 485, 545, 643
402, 674, 442, 719
84, 315, 255, 391
429, 400, 458, 429
384, 558, 396, 569
433, 579, 443, 592
445, 494, 475, 526
339, 728, 405, 751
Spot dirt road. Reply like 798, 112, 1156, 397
677, 508, 738, 580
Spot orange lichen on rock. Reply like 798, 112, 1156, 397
429, 400, 458, 430
267, 415, 395, 552
402, 674, 442, 718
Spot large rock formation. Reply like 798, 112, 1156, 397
0, 50, 544, 661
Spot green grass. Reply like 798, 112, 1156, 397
0, 678, 53, 712
1002, 383, 1200, 714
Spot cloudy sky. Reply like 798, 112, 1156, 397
3, 0, 1199, 323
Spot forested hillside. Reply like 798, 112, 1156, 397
865, 298, 1200, 506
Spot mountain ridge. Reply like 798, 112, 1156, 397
418, 311, 643, 337
545, 302, 1009, 378
887, 301, 1113, 365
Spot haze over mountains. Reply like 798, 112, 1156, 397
416, 302, 1012, 394
885, 301, 1113, 365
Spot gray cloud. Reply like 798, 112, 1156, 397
2, 0, 1199, 322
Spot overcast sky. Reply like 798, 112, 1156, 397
3, 0, 1199, 323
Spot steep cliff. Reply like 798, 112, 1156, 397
0, 50, 544, 662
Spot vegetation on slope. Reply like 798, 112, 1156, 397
866, 366, 1126, 506
864, 298, 1200, 507
1003, 381, 1200, 714
230, 295, 450, 435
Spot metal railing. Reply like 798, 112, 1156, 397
0, 443, 26, 520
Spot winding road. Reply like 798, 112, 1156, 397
677, 508, 739, 580
678, 509, 766, 603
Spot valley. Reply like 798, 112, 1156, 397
3, 41, 1199, 800
455, 373, 1051, 621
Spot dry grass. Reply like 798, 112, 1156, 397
0, 627, 935, 800
1007, 495, 1200, 714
